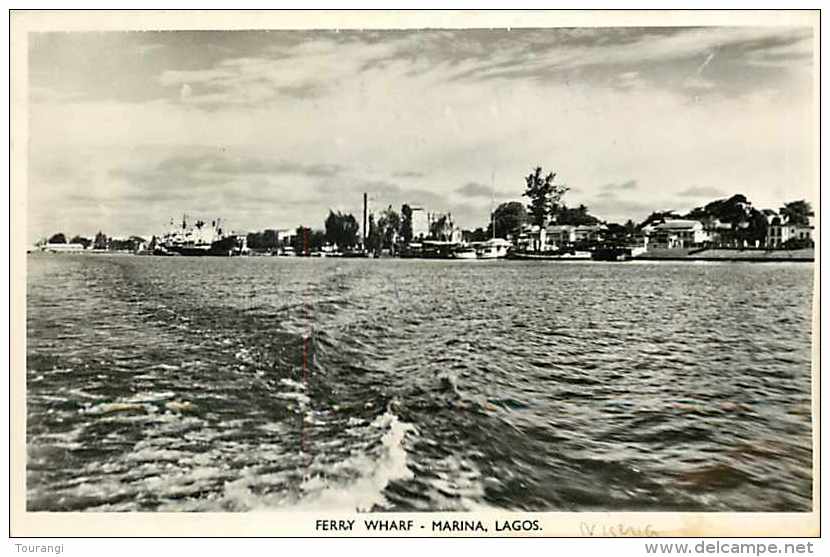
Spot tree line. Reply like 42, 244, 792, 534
39, 231, 146, 251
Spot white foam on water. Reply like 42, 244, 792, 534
275, 391, 311, 405
82, 401, 152, 415
154, 363, 180, 371
278, 378, 307, 391
289, 410, 416, 511
123, 391, 177, 403
210, 410, 416, 512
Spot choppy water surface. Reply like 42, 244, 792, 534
26, 254, 814, 512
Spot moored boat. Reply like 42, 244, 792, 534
476, 238, 511, 259
507, 249, 591, 261
453, 246, 479, 259
158, 215, 245, 256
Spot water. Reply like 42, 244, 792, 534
26, 254, 814, 512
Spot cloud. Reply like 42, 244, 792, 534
156, 36, 410, 106
456, 182, 492, 198
455, 181, 516, 200
601, 179, 638, 192
586, 197, 669, 223
742, 33, 814, 67
677, 186, 726, 198
445, 26, 813, 88
683, 76, 716, 90
616, 71, 647, 90
318, 179, 400, 196
393, 170, 425, 178
179, 83, 192, 100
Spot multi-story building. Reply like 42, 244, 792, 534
543, 224, 606, 248
410, 207, 429, 240
766, 214, 814, 248
648, 220, 709, 249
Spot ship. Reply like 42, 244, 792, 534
155, 215, 246, 256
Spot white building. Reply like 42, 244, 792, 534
649, 220, 709, 249
516, 223, 607, 251
410, 207, 429, 240
766, 214, 814, 248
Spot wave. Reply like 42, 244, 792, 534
214, 408, 415, 512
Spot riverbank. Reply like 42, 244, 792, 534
28, 246, 816, 262
634, 247, 815, 262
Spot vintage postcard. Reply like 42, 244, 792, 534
9, 9, 820, 539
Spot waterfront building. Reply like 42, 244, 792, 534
522, 223, 608, 251
545, 225, 575, 247
702, 218, 733, 247
765, 214, 814, 248
411, 207, 429, 240
573, 224, 606, 243
649, 220, 709, 249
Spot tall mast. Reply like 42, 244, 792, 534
491, 170, 496, 240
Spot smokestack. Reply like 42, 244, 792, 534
363, 192, 368, 247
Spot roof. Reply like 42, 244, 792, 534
655, 220, 702, 230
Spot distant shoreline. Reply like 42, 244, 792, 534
27, 248, 815, 263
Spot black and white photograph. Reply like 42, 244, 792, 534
12, 9, 819, 537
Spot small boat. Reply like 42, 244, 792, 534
453, 246, 479, 259
476, 238, 511, 259
508, 249, 592, 261
474, 173, 510, 260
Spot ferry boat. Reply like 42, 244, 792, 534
508, 249, 592, 261
476, 238, 511, 259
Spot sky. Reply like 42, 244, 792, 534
27, 26, 816, 242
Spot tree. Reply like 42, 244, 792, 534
780, 200, 814, 226
93, 231, 108, 250
683, 194, 766, 246
691, 194, 751, 225
377, 206, 400, 251
367, 213, 382, 254
247, 229, 282, 252
70, 235, 91, 249
400, 204, 413, 244
523, 166, 569, 227
246, 232, 260, 250
324, 210, 360, 249
486, 201, 527, 239
553, 204, 600, 226
737, 208, 768, 247
429, 214, 450, 240
604, 223, 633, 244
309, 230, 326, 251
639, 211, 680, 229
464, 227, 489, 242
48, 233, 67, 244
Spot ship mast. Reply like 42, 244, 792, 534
491, 170, 496, 240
